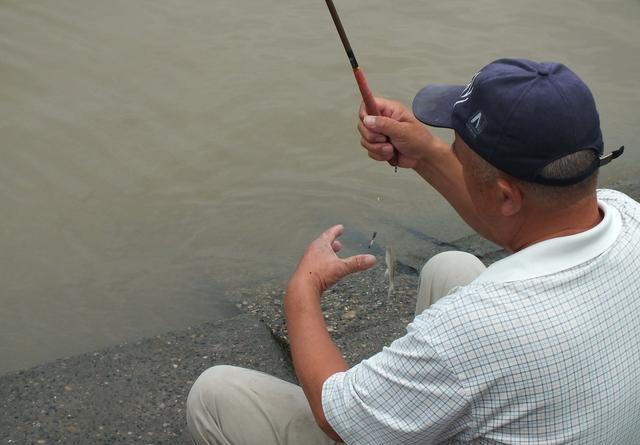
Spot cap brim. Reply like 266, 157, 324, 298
412, 84, 465, 129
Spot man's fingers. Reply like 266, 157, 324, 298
361, 139, 394, 158
368, 150, 392, 162
370, 96, 395, 114
343, 254, 377, 274
331, 240, 342, 253
357, 121, 387, 143
363, 115, 404, 140
321, 224, 344, 243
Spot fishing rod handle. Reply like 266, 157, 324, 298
353, 68, 399, 168
353, 68, 399, 169
353, 67, 379, 116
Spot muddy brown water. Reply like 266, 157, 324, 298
1, 0, 638, 375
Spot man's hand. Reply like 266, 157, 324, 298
357, 97, 439, 169
289, 225, 377, 295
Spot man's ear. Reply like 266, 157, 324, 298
495, 177, 523, 217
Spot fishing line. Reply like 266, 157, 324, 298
324, 0, 398, 296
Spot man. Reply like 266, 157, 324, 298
186, 58, 640, 444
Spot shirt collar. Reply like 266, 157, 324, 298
473, 200, 622, 284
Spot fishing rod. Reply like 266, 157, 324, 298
324, 0, 399, 171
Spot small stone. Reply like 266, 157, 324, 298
172, 364, 178, 369
64, 384, 72, 392
68, 425, 77, 433
342, 310, 357, 321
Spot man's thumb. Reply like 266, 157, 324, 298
363, 115, 403, 139
344, 254, 377, 274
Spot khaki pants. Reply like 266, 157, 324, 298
186, 251, 486, 445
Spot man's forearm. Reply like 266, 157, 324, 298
284, 278, 347, 441
413, 138, 488, 235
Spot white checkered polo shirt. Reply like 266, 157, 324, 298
322, 189, 640, 444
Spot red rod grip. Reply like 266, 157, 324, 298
353, 67, 399, 168
353, 68, 379, 116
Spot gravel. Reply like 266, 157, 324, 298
0, 314, 293, 445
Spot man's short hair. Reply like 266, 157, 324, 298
469, 148, 598, 204
537, 150, 599, 183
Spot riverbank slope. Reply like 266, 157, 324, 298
2, 182, 638, 445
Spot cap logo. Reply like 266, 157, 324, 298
466, 110, 486, 138
453, 71, 480, 108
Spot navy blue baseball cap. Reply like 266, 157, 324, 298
412, 58, 623, 185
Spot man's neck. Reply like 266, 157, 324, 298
507, 195, 602, 252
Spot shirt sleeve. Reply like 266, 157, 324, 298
321, 310, 471, 445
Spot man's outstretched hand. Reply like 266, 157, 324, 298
288, 225, 377, 296
358, 97, 438, 169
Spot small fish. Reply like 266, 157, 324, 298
384, 245, 396, 298
368, 231, 377, 249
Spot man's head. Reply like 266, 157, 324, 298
452, 132, 600, 246
411, 58, 623, 249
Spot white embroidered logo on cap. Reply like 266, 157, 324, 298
454, 71, 481, 108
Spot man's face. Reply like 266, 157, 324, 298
452, 134, 493, 206
452, 134, 503, 239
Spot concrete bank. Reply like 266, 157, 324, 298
0, 314, 293, 445
1, 182, 637, 445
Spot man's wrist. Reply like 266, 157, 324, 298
412, 137, 452, 174
285, 275, 322, 307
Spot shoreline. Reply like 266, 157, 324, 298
2, 181, 638, 444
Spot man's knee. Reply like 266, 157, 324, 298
416, 251, 486, 311
187, 365, 238, 429
188, 365, 239, 404
420, 251, 482, 280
